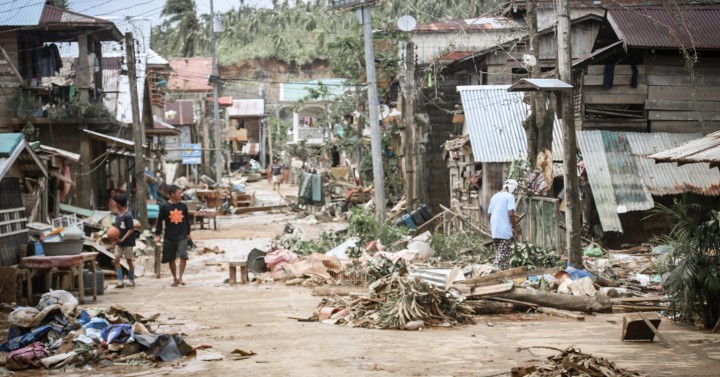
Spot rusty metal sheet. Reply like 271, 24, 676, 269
414, 17, 523, 32
164, 100, 195, 126
608, 7, 720, 49
649, 131, 720, 166
578, 130, 720, 233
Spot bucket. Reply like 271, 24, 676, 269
410, 209, 426, 226
401, 213, 417, 230
418, 204, 433, 222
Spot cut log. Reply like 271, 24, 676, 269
466, 299, 518, 315
536, 307, 585, 321
484, 296, 538, 308
491, 288, 613, 313
613, 304, 666, 312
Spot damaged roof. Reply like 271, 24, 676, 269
0, 134, 48, 181
607, 6, 720, 49
649, 131, 720, 168
458, 85, 564, 163
413, 17, 524, 32
577, 131, 720, 233
168, 58, 213, 92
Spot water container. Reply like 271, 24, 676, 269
401, 213, 417, 229
410, 209, 426, 226
394, 218, 405, 228
34, 242, 45, 256
418, 204, 433, 222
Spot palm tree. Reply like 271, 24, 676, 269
161, 0, 202, 57
650, 193, 720, 329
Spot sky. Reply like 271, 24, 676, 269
72, 0, 273, 27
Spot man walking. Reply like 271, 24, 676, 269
113, 195, 135, 288
487, 179, 519, 270
155, 185, 192, 287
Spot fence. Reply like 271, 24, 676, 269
517, 196, 565, 253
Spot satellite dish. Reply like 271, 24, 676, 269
397, 15, 417, 32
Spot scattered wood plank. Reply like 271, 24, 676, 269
613, 304, 667, 312
639, 312, 670, 348
465, 282, 514, 298
233, 205, 284, 215
415, 211, 445, 234
459, 266, 559, 288
537, 307, 585, 321
610, 296, 664, 304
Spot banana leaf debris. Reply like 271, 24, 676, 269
310, 273, 475, 330
512, 346, 640, 377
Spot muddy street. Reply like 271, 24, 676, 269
19, 180, 713, 377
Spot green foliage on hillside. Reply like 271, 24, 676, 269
151, 0, 501, 68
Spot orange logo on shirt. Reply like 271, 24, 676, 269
169, 208, 184, 224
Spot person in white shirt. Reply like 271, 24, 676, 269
487, 179, 519, 270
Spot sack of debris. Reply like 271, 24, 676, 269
37, 290, 78, 318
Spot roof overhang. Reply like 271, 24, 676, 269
508, 78, 573, 93
83, 129, 145, 150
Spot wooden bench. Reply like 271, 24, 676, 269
228, 261, 249, 285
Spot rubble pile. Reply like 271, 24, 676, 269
311, 274, 475, 330
0, 290, 193, 371
512, 347, 640, 377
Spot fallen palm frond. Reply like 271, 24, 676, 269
313, 274, 475, 330
514, 346, 640, 377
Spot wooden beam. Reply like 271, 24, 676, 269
583, 93, 647, 105
639, 312, 670, 347
465, 282, 515, 298
0, 44, 24, 85
649, 110, 720, 122
537, 307, 585, 320
646, 99, 720, 112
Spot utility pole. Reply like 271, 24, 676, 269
210, 0, 223, 184
402, 42, 415, 207
125, 32, 148, 229
361, 5, 386, 220
556, 0, 582, 267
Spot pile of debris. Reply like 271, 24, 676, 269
310, 274, 475, 330
0, 290, 194, 371
512, 347, 640, 377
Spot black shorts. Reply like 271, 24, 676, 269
162, 238, 188, 263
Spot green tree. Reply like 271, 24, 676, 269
160, 0, 203, 57
651, 194, 720, 329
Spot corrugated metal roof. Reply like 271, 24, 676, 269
147, 49, 169, 66
0, 0, 44, 26
280, 79, 346, 102
0, 134, 47, 181
168, 58, 213, 92
458, 85, 564, 163
649, 131, 720, 167
578, 131, 720, 233
228, 99, 265, 117
414, 17, 524, 32
607, 7, 720, 49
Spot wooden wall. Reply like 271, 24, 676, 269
0, 31, 21, 129
645, 54, 720, 135
581, 54, 720, 134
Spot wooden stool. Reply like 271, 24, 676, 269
228, 261, 248, 285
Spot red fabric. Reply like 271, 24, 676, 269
6, 342, 48, 370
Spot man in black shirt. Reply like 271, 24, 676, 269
271, 159, 282, 191
155, 185, 192, 287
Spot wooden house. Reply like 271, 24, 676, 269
0, 1, 123, 210
0, 134, 48, 266
570, 5, 720, 246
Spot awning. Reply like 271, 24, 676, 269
148, 115, 182, 136
83, 129, 146, 149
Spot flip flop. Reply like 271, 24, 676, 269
170, 281, 179, 287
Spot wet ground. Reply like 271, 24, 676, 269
5, 180, 720, 376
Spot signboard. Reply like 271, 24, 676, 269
182, 143, 201, 165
